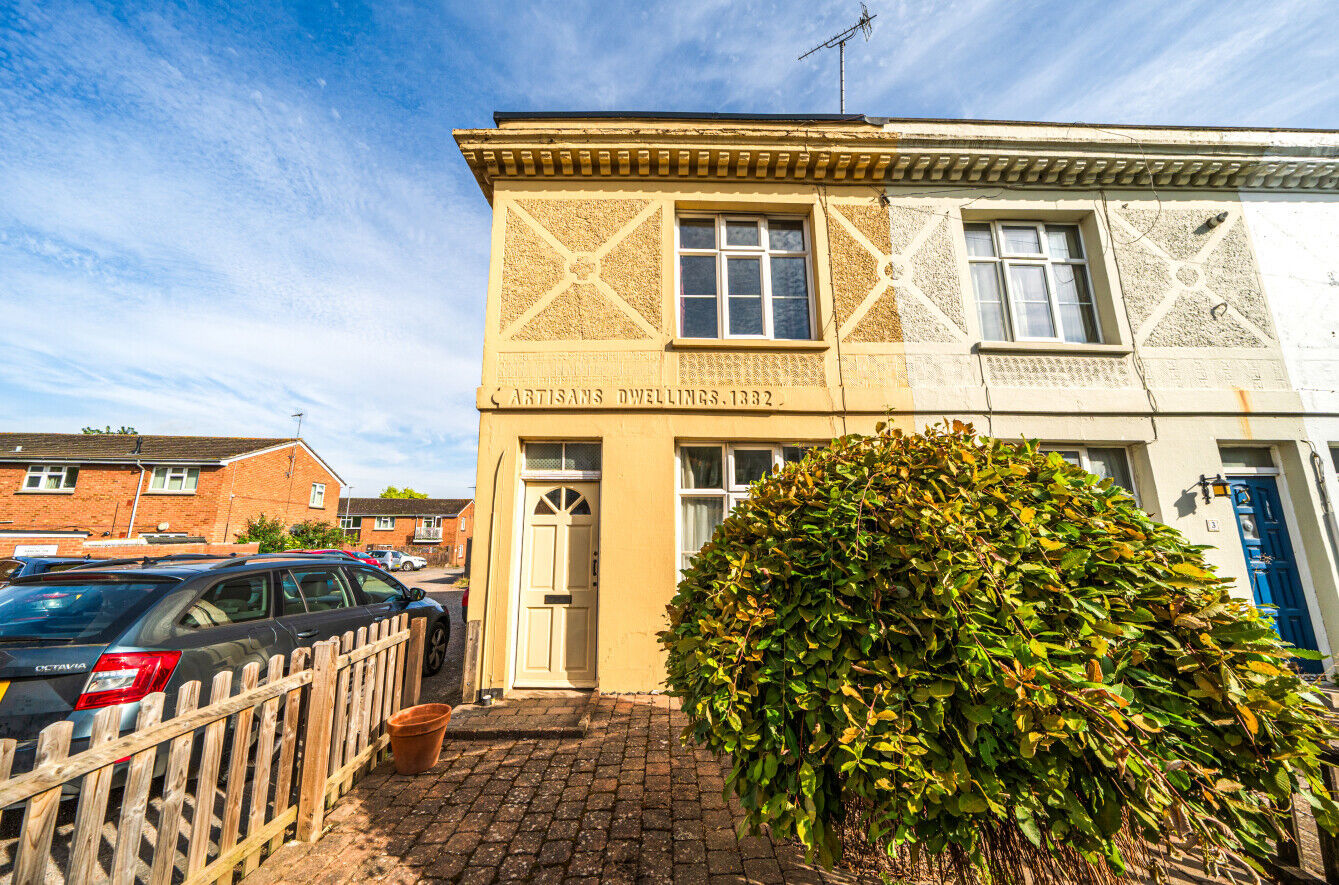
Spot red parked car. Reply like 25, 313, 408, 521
288, 548, 382, 568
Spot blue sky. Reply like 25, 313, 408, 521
1, 1, 1336, 498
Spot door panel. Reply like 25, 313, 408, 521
515, 482, 599, 687
275, 567, 369, 648
1229, 476, 1322, 673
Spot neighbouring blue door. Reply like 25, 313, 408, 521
1229, 476, 1322, 673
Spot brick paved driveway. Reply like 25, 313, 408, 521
246, 695, 869, 885
244, 695, 1294, 885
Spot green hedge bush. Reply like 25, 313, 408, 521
661, 423, 1338, 883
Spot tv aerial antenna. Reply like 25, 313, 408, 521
798, 3, 876, 114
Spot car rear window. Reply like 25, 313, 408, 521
0, 560, 20, 583
0, 581, 171, 643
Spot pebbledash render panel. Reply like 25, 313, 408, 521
454, 113, 1339, 695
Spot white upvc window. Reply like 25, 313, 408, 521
676, 214, 815, 340
676, 443, 816, 570
965, 221, 1101, 344
148, 466, 199, 493
339, 516, 357, 530
23, 465, 78, 492
374, 516, 395, 531
309, 483, 326, 507
1042, 446, 1136, 499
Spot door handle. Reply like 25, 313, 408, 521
296, 629, 319, 639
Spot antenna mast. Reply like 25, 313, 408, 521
798, 3, 876, 114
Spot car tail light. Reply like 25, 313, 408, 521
461, 587, 469, 610
75, 651, 181, 710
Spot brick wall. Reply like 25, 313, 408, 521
0, 537, 258, 558
0, 443, 341, 544
348, 503, 474, 566
210, 445, 342, 542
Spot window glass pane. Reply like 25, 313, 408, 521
24, 470, 40, 489
768, 220, 805, 252
167, 473, 184, 491
570, 498, 591, 515
183, 469, 198, 491
970, 263, 1008, 341
772, 297, 811, 340
727, 257, 763, 335
353, 569, 402, 603
679, 218, 715, 250
781, 445, 813, 463
1046, 225, 1083, 260
526, 442, 562, 470
1054, 266, 1099, 343
1085, 448, 1134, 492
563, 443, 601, 471
290, 569, 355, 611
280, 573, 307, 616
1050, 450, 1083, 467
1220, 446, 1274, 470
680, 255, 717, 296
184, 575, 271, 628
150, 470, 165, 489
1003, 225, 1042, 254
1331, 446, 1339, 474
544, 488, 563, 509
43, 472, 62, 490
725, 220, 760, 247
964, 224, 996, 257
732, 449, 774, 486
680, 446, 723, 489
681, 297, 718, 338
681, 497, 724, 555
64, 467, 77, 488
1006, 264, 1055, 338
770, 256, 808, 298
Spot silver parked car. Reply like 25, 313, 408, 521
367, 550, 427, 572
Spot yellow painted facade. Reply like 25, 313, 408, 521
456, 114, 1339, 694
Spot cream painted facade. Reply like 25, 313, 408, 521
455, 113, 1339, 695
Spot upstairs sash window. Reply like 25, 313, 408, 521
677, 215, 815, 340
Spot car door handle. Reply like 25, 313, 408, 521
296, 629, 319, 638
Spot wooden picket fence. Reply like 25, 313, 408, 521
0, 613, 427, 885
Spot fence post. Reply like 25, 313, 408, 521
402, 617, 426, 710
297, 639, 339, 841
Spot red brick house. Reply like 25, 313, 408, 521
0, 434, 344, 554
338, 498, 473, 566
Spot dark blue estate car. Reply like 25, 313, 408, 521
0, 552, 450, 774
0, 556, 101, 585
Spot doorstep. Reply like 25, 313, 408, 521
442, 688, 594, 739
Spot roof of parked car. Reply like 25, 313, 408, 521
340, 497, 472, 517
11, 552, 357, 581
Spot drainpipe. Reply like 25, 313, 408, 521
126, 461, 147, 539
221, 465, 239, 544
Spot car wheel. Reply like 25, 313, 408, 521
423, 621, 448, 676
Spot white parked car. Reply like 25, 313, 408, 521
368, 550, 428, 572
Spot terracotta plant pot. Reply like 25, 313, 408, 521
387, 703, 452, 774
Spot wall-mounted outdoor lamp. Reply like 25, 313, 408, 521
1199, 473, 1231, 503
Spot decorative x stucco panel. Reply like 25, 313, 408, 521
826, 202, 968, 344
498, 199, 664, 340
1109, 207, 1274, 348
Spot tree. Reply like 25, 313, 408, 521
661, 422, 1338, 884
234, 514, 290, 553
82, 425, 137, 434
379, 486, 429, 499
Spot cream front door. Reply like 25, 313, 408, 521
515, 483, 599, 687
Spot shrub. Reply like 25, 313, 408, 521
235, 513, 289, 552
288, 519, 350, 549
660, 422, 1338, 883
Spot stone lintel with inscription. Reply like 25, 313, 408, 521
481, 386, 784, 410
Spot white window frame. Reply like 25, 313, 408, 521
148, 466, 199, 494
521, 441, 602, 481
23, 464, 78, 492
309, 482, 326, 508
338, 516, 357, 530
965, 220, 1101, 344
675, 214, 816, 341
675, 442, 816, 570
1041, 445, 1138, 502
374, 516, 395, 531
